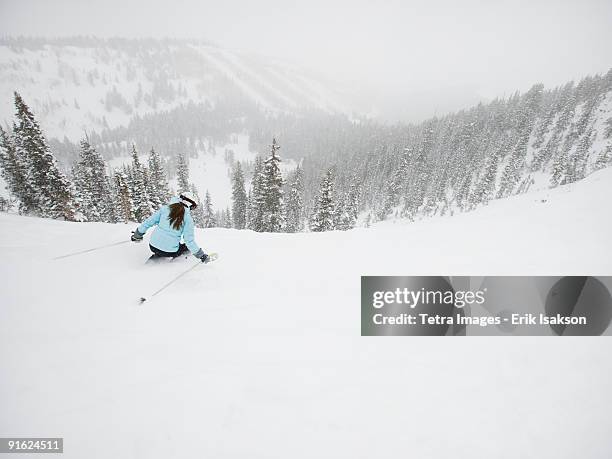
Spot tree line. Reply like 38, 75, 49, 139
0, 92, 361, 233
0, 92, 231, 227
3, 64, 612, 232
227, 138, 360, 233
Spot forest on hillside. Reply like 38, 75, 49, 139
36, 67, 612, 228
1, 35, 611, 233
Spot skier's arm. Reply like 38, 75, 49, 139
182, 213, 202, 256
137, 208, 162, 234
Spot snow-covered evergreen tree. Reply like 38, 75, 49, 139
497, 84, 543, 198
565, 129, 594, 184
218, 207, 232, 228
231, 161, 247, 229
129, 144, 153, 221
380, 148, 412, 219
403, 147, 429, 217
247, 156, 265, 232
176, 154, 190, 193
333, 193, 347, 229
341, 179, 360, 230
472, 152, 499, 206
593, 142, 612, 171
11, 92, 78, 220
0, 125, 33, 214
246, 188, 253, 229
72, 137, 114, 222
379, 165, 403, 220
284, 165, 304, 233
550, 149, 567, 188
260, 138, 284, 232
310, 168, 335, 232
113, 170, 134, 222
455, 172, 474, 211
147, 147, 170, 208
202, 189, 216, 228
189, 185, 205, 228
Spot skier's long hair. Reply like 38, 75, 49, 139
168, 202, 185, 230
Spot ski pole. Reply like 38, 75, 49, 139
139, 262, 202, 304
52, 240, 130, 260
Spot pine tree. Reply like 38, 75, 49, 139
284, 165, 304, 233
550, 149, 567, 188
403, 148, 429, 216
341, 179, 360, 230
565, 129, 594, 183
246, 188, 253, 229
104, 175, 118, 223
147, 147, 170, 208
247, 156, 265, 232
231, 161, 247, 229
380, 169, 402, 220
113, 170, 134, 222
498, 84, 543, 198
143, 167, 155, 210
381, 147, 412, 219
333, 193, 344, 228
12, 92, 78, 220
176, 154, 190, 193
472, 152, 499, 205
260, 138, 284, 232
129, 144, 153, 221
72, 137, 114, 222
594, 142, 612, 171
218, 207, 232, 228
0, 196, 15, 212
455, 173, 474, 211
548, 86, 578, 186
0, 125, 33, 214
202, 190, 216, 228
310, 168, 335, 232
497, 135, 528, 198
189, 185, 205, 228
515, 174, 534, 195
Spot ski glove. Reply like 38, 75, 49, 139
131, 229, 144, 242
194, 249, 209, 263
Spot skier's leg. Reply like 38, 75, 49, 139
149, 244, 176, 258
176, 243, 189, 256
169, 244, 189, 259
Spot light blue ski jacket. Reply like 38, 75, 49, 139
137, 197, 201, 255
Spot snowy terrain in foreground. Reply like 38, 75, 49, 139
1, 168, 612, 458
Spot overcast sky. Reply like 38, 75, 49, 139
1, 0, 611, 119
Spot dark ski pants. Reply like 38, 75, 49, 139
149, 243, 189, 258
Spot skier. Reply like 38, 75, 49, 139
130, 192, 210, 262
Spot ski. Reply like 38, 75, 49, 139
145, 253, 190, 264
206, 253, 219, 263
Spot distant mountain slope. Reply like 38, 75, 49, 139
0, 38, 351, 140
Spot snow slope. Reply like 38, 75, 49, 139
1, 168, 612, 458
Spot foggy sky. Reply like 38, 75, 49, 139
1, 0, 611, 120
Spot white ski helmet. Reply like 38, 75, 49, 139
179, 191, 198, 209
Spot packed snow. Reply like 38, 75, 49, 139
1, 168, 611, 458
